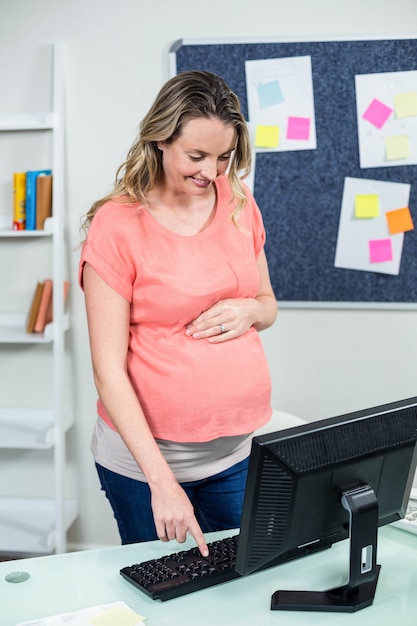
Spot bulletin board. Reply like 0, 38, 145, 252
170, 36, 417, 308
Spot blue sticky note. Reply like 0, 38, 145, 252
257, 80, 284, 108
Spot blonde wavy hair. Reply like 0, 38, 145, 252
81, 70, 252, 234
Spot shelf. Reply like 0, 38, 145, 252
0, 407, 74, 449
0, 44, 75, 554
0, 112, 55, 131
0, 497, 78, 554
0, 312, 69, 344
0, 216, 54, 237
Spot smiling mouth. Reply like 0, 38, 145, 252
190, 176, 211, 187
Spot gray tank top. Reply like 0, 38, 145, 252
91, 416, 253, 483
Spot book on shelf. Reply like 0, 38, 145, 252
26, 282, 45, 333
33, 279, 53, 333
32, 279, 70, 334
13, 172, 26, 230
36, 173, 53, 230
25, 169, 52, 231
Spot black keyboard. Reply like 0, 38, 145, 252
120, 535, 240, 601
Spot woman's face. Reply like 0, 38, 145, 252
159, 116, 236, 197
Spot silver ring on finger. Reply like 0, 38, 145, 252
219, 324, 226, 334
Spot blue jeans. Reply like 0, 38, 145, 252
95, 457, 249, 544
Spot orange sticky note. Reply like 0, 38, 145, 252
386, 207, 414, 235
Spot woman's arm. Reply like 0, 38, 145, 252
251, 248, 278, 331
186, 248, 278, 341
82, 262, 209, 555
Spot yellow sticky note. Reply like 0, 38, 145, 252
386, 206, 414, 235
394, 91, 417, 118
355, 194, 380, 219
385, 135, 411, 161
89, 604, 145, 626
255, 125, 279, 148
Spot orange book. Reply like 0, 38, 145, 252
36, 174, 53, 230
26, 282, 44, 333
34, 279, 53, 333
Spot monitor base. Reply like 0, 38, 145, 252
271, 564, 381, 613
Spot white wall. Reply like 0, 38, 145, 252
1, 0, 416, 549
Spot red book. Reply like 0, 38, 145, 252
34, 279, 53, 333
34, 280, 69, 333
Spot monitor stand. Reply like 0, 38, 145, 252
271, 484, 381, 613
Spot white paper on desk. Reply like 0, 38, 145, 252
16, 600, 145, 626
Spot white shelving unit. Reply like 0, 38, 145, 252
0, 45, 77, 554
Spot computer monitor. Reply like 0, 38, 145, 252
235, 396, 417, 613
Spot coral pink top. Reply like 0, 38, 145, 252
79, 174, 272, 442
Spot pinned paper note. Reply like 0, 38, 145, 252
386, 207, 414, 234
394, 91, 417, 119
245, 56, 317, 152
356, 70, 417, 168
355, 194, 380, 219
369, 238, 393, 263
257, 80, 285, 108
362, 98, 393, 129
334, 177, 410, 276
287, 116, 311, 140
385, 134, 410, 160
255, 125, 279, 148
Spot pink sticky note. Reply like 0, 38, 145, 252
369, 238, 393, 263
287, 116, 311, 140
362, 98, 393, 129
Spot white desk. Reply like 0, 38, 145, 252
1, 525, 417, 626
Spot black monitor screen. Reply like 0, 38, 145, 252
235, 396, 417, 612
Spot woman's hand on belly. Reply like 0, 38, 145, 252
185, 297, 259, 343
